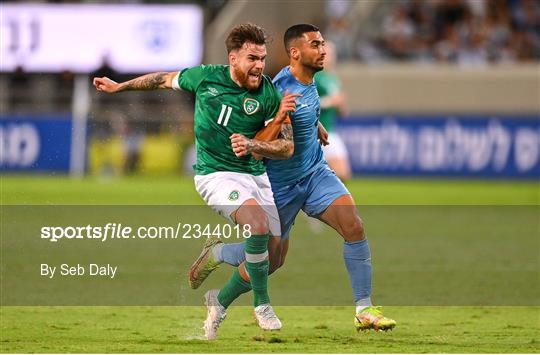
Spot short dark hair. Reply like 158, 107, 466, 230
284, 24, 320, 55
225, 23, 268, 53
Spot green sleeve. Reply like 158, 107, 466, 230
266, 85, 282, 120
177, 64, 215, 92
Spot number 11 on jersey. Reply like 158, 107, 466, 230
217, 104, 232, 126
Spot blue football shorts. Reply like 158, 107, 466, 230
271, 163, 350, 239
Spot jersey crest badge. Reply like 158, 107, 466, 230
228, 190, 240, 201
243, 98, 260, 115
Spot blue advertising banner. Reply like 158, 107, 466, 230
0, 116, 73, 172
337, 115, 540, 179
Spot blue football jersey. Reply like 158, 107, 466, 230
266, 66, 325, 187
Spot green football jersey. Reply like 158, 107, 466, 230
314, 71, 341, 132
177, 64, 281, 175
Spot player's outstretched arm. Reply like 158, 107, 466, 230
93, 71, 178, 93
230, 123, 294, 160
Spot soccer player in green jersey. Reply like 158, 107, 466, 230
314, 41, 352, 181
93, 23, 300, 340
187, 24, 396, 334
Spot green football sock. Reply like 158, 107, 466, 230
244, 233, 270, 307
217, 269, 251, 308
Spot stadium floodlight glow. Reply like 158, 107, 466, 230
0, 4, 203, 73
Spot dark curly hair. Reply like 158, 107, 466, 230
225, 23, 268, 53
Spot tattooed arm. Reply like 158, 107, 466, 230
93, 72, 178, 93
230, 123, 294, 160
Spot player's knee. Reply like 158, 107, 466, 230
236, 204, 269, 235
343, 216, 365, 242
248, 213, 269, 235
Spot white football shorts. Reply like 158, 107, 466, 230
194, 171, 281, 236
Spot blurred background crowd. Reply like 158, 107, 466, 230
4, 0, 539, 116
326, 0, 540, 65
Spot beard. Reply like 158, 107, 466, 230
233, 66, 262, 91
301, 56, 325, 74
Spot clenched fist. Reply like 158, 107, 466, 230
230, 133, 253, 157
93, 77, 120, 93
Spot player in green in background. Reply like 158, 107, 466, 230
93, 23, 300, 340
314, 41, 352, 181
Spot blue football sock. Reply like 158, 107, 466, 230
215, 242, 246, 266
343, 239, 372, 303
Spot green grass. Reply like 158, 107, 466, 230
1, 175, 539, 353
1, 306, 538, 353
2, 175, 538, 205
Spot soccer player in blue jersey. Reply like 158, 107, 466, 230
189, 24, 396, 332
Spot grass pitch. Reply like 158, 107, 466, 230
2, 175, 539, 205
1, 175, 539, 353
1, 306, 538, 353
